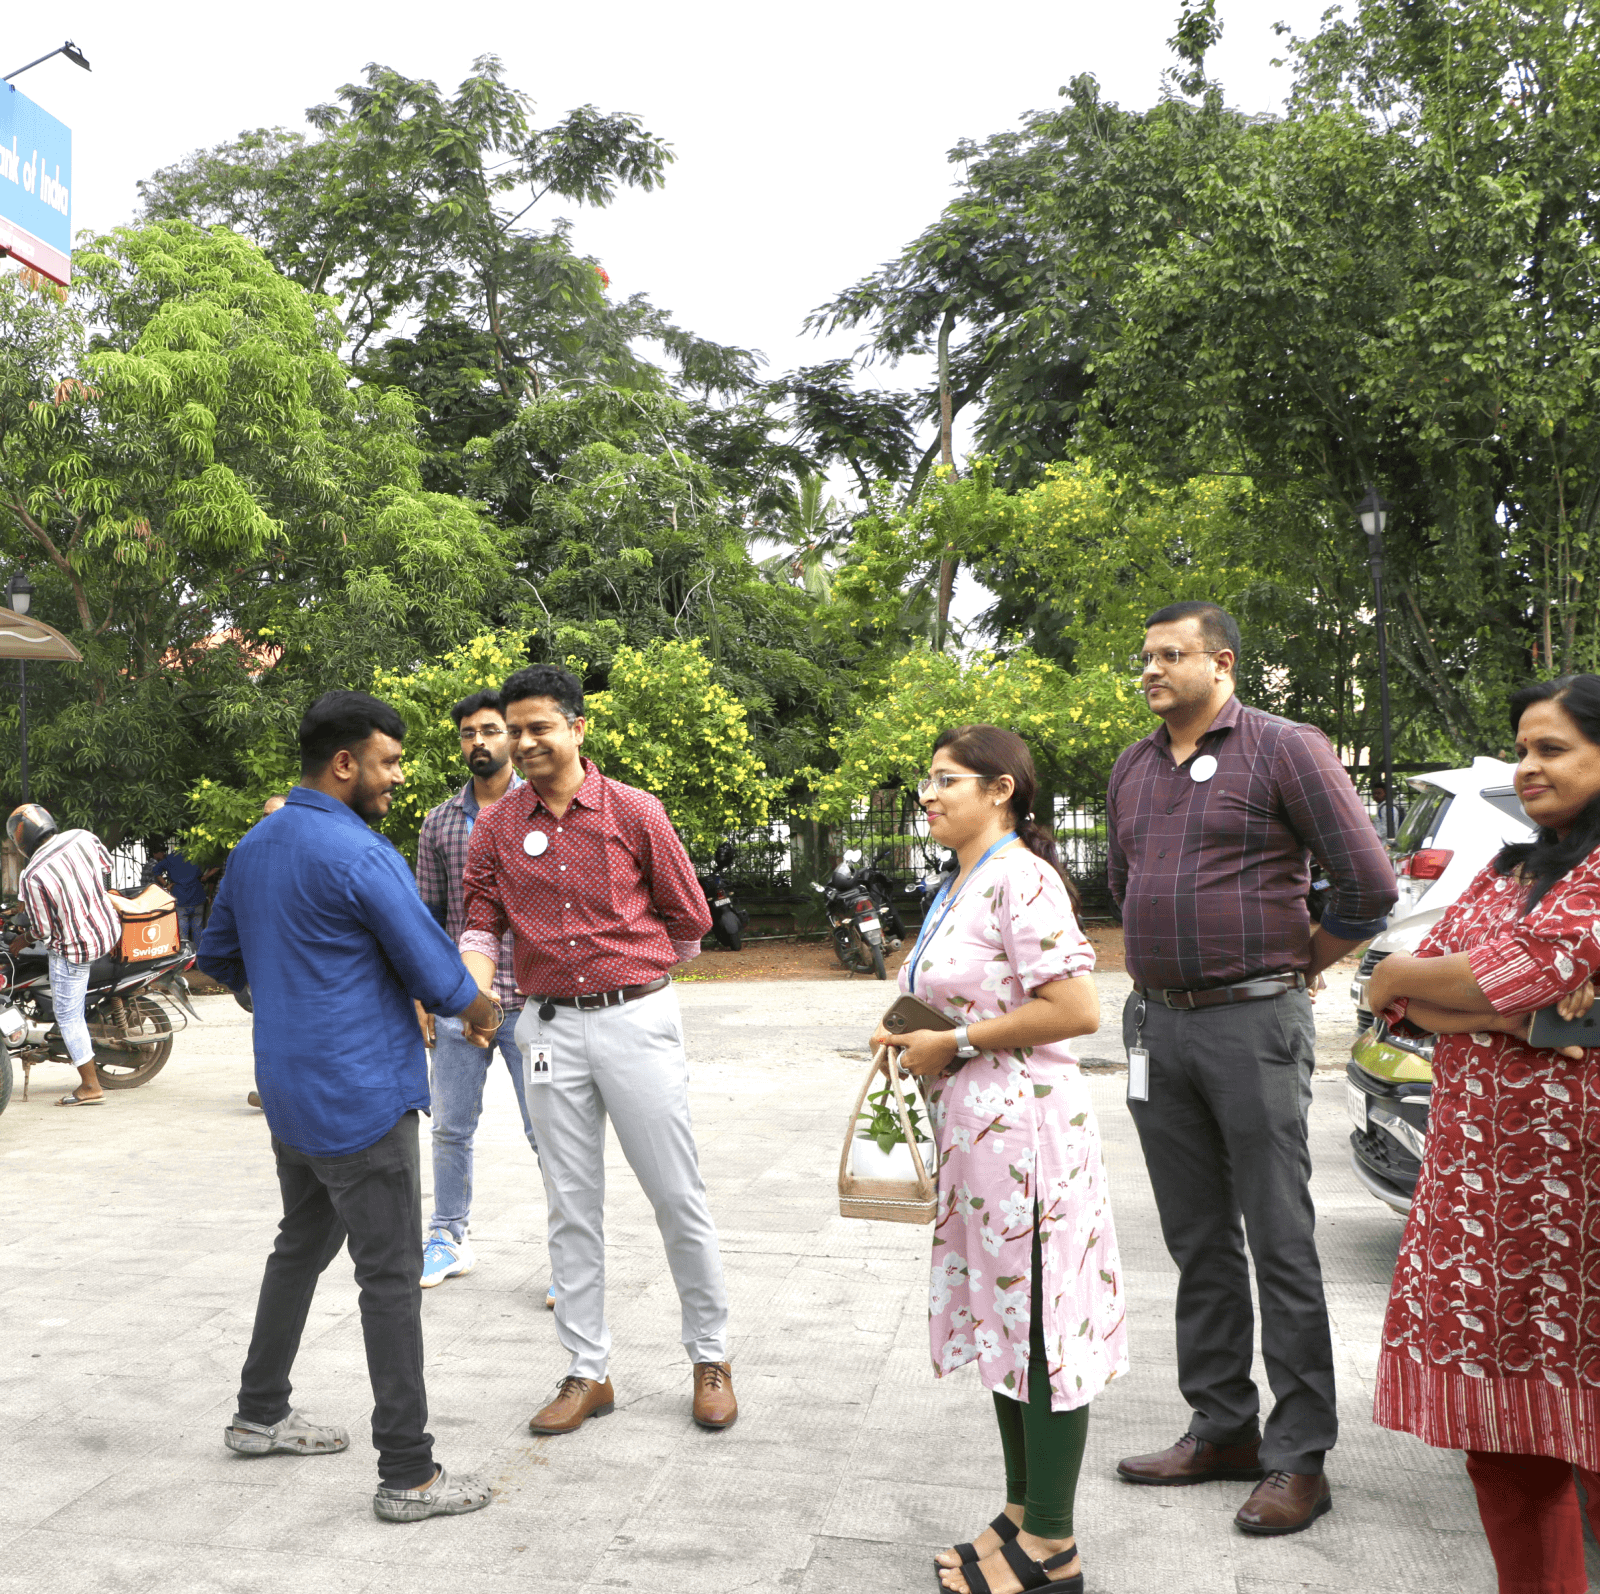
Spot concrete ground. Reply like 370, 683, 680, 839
0, 971, 1515, 1593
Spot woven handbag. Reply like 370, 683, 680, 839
838, 1047, 938, 1225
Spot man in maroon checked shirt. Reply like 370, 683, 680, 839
458, 664, 737, 1435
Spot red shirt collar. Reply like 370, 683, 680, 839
522, 756, 604, 817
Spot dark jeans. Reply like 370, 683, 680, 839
1122, 989, 1337, 1474
236, 1111, 434, 1488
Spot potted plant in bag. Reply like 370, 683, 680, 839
851, 1079, 937, 1182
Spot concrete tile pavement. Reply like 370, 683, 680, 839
0, 971, 1511, 1592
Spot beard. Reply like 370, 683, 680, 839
467, 749, 508, 778
351, 775, 394, 823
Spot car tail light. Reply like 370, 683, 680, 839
1402, 848, 1454, 880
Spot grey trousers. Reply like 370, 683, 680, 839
514, 986, 729, 1381
1122, 988, 1337, 1474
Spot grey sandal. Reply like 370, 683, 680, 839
225, 1409, 349, 1456
373, 1466, 493, 1523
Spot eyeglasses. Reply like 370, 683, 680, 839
916, 773, 985, 798
459, 726, 504, 743
1128, 648, 1221, 674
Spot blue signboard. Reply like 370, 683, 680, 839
0, 82, 72, 286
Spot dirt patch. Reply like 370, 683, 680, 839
680, 926, 1129, 983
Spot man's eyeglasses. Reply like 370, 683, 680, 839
459, 726, 505, 743
916, 773, 985, 798
1128, 648, 1221, 674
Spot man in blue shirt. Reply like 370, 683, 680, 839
141, 837, 208, 944
199, 690, 503, 1524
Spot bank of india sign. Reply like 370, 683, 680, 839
0, 82, 71, 285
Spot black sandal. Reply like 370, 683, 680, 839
961, 1539, 1082, 1594
942, 1513, 1020, 1567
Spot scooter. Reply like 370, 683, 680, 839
0, 905, 198, 1107
699, 840, 750, 951
813, 851, 890, 980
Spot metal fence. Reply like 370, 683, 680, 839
702, 789, 1116, 917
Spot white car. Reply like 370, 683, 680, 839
1350, 755, 1534, 1032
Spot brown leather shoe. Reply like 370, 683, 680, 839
692, 1361, 737, 1429
1117, 1431, 1265, 1486
527, 1375, 615, 1435
1234, 1470, 1332, 1535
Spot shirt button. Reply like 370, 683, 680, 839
559, 865, 567, 872
578, 975, 585, 982
1166, 805, 1177, 814
1158, 850, 1166, 859
565, 902, 571, 908
569, 940, 575, 946
557, 827, 563, 833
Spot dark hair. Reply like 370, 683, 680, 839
931, 723, 1081, 911
451, 690, 503, 728
500, 664, 584, 722
1145, 600, 1241, 673
1496, 675, 1600, 911
298, 690, 406, 775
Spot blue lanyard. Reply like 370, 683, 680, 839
907, 832, 1017, 993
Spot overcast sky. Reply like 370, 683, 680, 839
9, 0, 1327, 622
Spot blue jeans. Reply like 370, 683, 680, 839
49, 951, 93, 1066
177, 905, 204, 944
429, 1010, 537, 1241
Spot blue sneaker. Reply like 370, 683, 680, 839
421, 1228, 474, 1288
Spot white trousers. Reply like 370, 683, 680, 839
514, 985, 728, 1380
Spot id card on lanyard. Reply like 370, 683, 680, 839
907, 832, 1017, 994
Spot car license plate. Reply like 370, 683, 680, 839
1346, 1082, 1368, 1133
0, 1005, 24, 1044
714, 896, 731, 906
859, 917, 881, 933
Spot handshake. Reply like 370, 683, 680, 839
415, 990, 505, 1051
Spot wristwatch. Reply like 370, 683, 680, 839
953, 1025, 979, 1059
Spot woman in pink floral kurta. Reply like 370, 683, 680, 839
874, 724, 1127, 1594
916, 847, 1128, 1407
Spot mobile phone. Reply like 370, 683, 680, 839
1526, 1005, 1600, 1051
880, 993, 959, 1035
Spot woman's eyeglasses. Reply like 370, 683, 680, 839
916, 773, 985, 798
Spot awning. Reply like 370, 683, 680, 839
0, 610, 81, 662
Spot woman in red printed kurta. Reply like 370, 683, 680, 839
1367, 676, 1600, 1594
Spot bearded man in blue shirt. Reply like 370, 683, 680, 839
199, 691, 504, 1524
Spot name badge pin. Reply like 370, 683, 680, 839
524, 831, 549, 857
1190, 754, 1218, 784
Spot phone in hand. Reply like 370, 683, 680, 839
1526, 1004, 1600, 1050
881, 993, 958, 1036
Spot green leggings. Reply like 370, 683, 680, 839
990, 1219, 1089, 1539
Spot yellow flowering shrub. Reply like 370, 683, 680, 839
810, 646, 1148, 821
584, 638, 777, 854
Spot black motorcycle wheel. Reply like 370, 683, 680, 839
867, 941, 887, 981
718, 909, 744, 952
0, 1046, 11, 1116
90, 996, 174, 1090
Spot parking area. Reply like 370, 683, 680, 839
0, 974, 1521, 1592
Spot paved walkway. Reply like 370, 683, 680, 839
0, 974, 1515, 1592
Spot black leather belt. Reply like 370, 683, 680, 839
531, 975, 671, 1014
1133, 973, 1305, 1010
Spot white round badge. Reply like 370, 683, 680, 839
523, 831, 549, 857
1190, 754, 1219, 783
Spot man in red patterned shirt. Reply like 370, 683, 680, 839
459, 665, 735, 1434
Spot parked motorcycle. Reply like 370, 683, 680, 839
813, 850, 891, 980
699, 840, 750, 951
0, 905, 198, 1109
859, 850, 909, 948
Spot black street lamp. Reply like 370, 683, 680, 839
3, 40, 91, 82
1358, 487, 1395, 841
7, 572, 33, 804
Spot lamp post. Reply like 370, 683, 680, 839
3, 39, 91, 82
7, 573, 33, 804
1358, 488, 1395, 840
